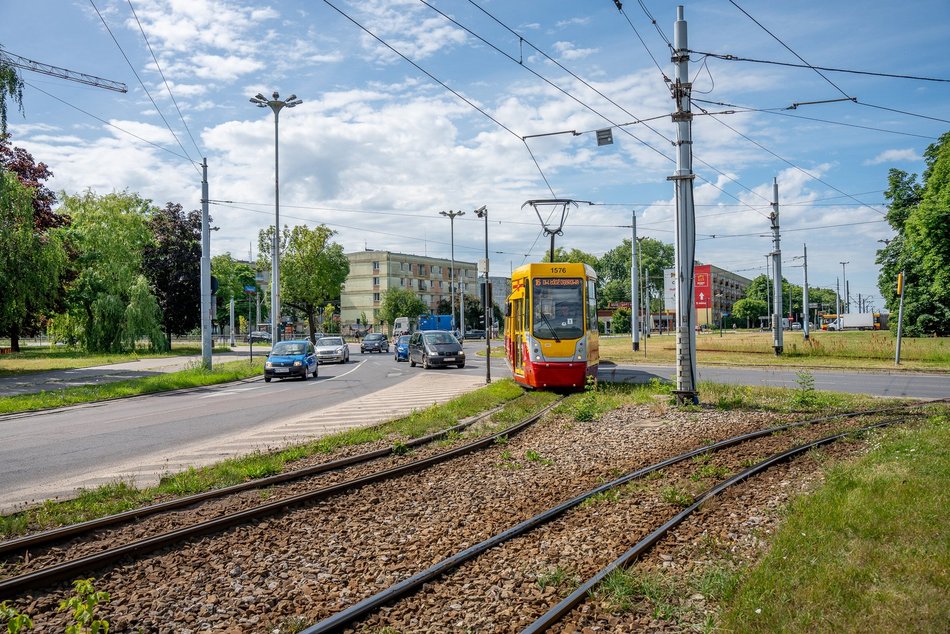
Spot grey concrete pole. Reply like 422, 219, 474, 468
802, 244, 810, 340
271, 106, 281, 343
771, 178, 783, 354
671, 6, 697, 403
200, 158, 212, 369
631, 211, 640, 351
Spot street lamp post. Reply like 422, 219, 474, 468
250, 91, 302, 343
474, 206, 490, 384
440, 210, 465, 335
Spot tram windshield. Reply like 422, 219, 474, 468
531, 277, 584, 341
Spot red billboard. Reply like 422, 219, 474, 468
694, 265, 711, 309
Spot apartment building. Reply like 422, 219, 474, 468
341, 250, 478, 333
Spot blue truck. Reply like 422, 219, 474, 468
417, 314, 454, 332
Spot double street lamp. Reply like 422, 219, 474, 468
473, 206, 490, 384
440, 210, 465, 335
250, 91, 302, 342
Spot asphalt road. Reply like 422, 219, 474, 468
0, 343, 946, 512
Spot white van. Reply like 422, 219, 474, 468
393, 316, 410, 335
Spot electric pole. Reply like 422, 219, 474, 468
631, 211, 640, 351
200, 159, 212, 369
802, 244, 810, 340
669, 6, 698, 404
770, 178, 783, 355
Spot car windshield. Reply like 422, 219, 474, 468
365, 334, 384, 341
272, 342, 306, 355
317, 337, 344, 346
424, 332, 457, 345
398, 335, 410, 344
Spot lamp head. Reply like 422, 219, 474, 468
272, 91, 280, 100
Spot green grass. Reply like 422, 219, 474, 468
0, 359, 264, 415
600, 331, 950, 371
0, 380, 526, 539
719, 414, 950, 633
0, 344, 234, 377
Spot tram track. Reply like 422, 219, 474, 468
0, 394, 557, 597
2, 398, 943, 631
302, 402, 938, 633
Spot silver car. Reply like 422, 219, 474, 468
315, 336, 350, 364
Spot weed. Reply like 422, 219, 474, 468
59, 577, 110, 634
692, 565, 743, 601
391, 440, 410, 456
494, 434, 509, 446
270, 615, 313, 633
661, 486, 693, 507
524, 449, 553, 465
536, 566, 579, 590
597, 568, 678, 617
0, 601, 33, 633
691, 463, 731, 481
581, 488, 622, 507
792, 370, 818, 407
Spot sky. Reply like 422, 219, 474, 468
3, 0, 949, 313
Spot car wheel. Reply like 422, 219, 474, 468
301, 369, 308, 381
422, 354, 430, 369
264, 376, 271, 383
313, 366, 319, 378
457, 362, 465, 368
410, 356, 416, 367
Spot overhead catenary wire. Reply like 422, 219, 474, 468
728, 0, 852, 100
126, 0, 204, 157
320, 0, 556, 200
25, 81, 197, 163
87, 0, 200, 172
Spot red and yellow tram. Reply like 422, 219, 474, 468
504, 262, 599, 390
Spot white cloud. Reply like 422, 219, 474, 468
863, 149, 921, 165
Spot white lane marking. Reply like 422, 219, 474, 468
318, 359, 365, 383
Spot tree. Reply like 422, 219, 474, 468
543, 246, 598, 267
378, 288, 428, 331
124, 275, 165, 350
877, 131, 950, 336
0, 58, 24, 134
0, 136, 70, 350
211, 254, 258, 333
59, 191, 154, 352
141, 203, 202, 348
595, 238, 673, 311
611, 307, 631, 334
0, 171, 67, 350
731, 298, 768, 328
278, 225, 349, 342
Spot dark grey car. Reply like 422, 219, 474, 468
360, 333, 389, 354
408, 330, 465, 369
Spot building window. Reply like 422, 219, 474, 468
373, 277, 379, 286
372, 261, 380, 270
432, 265, 441, 275
373, 293, 380, 301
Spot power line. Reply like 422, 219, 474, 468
611, 1, 671, 84
88, 0, 199, 172
728, 0, 852, 100
691, 50, 950, 83
25, 81, 196, 163
126, 0, 204, 156
0, 46, 127, 92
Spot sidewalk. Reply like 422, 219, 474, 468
0, 351, 249, 397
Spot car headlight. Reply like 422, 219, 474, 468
293, 360, 302, 366
265, 361, 272, 368
337, 347, 345, 353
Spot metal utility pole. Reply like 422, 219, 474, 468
835, 278, 842, 329
770, 178, 783, 354
474, 206, 490, 384
631, 212, 640, 351
840, 261, 849, 314
765, 255, 771, 330
250, 91, 303, 343
801, 244, 810, 340
200, 159, 212, 369
440, 210, 465, 335
669, 6, 698, 404
229, 297, 236, 346
641, 239, 650, 351
895, 271, 906, 364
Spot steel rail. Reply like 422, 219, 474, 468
0, 397, 522, 557
0, 397, 558, 598
521, 420, 899, 633
299, 406, 926, 634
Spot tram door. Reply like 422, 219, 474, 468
511, 296, 525, 375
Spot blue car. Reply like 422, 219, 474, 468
264, 339, 318, 382
393, 334, 411, 362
